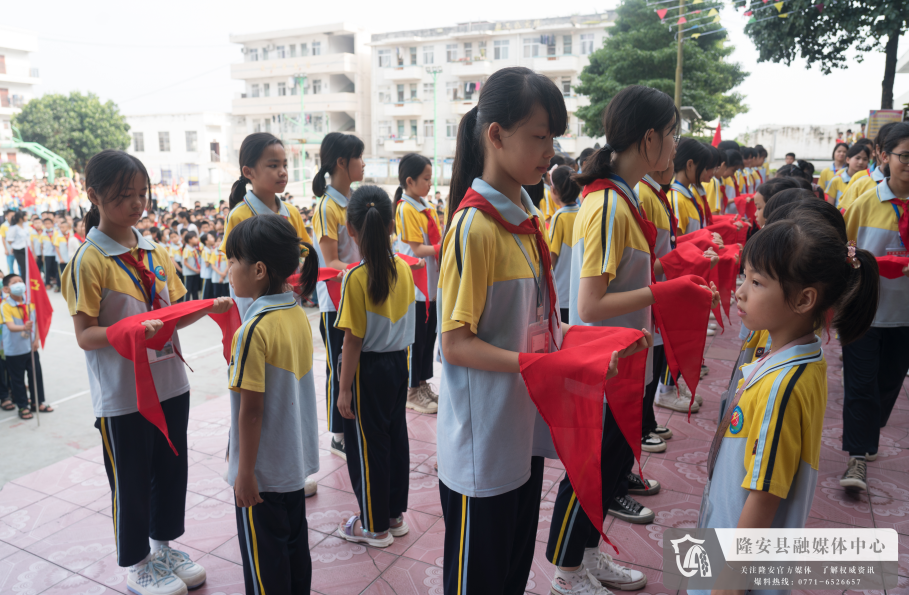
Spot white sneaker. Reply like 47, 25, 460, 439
655, 389, 700, 413
551, 565, 614, 595
154, 547, 206, 590
708, 322, 718, 330
676, 378, 704, 406
420, 383, 439, 404
706, 328, 716, 336
127, 558, 188, 595
641, 434, 666, 453
406, 387, 438, 414
304, 476, 318, 498
583, 548, 648, 591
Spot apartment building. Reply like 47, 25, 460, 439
369, 14, 613, 161
229, 23, 372, 182
0, 27, 41, 176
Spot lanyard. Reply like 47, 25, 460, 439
511, 233, 545, 317
113, 250, 157, 311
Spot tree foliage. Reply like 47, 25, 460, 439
576, 0, 748, 136
12, 92, 131, 173
742, 0, 909, 108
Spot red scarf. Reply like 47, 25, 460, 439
582, 179, 657, 284
424, 210, 442, 245
317, 254, 429, 315
455, 188, 559, 339
74, 233, 85, 243
640, 177, 677, 248
118, 250, 167, 310
892, 199, 909, 250
877, 255, 909, 279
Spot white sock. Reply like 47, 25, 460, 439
333, 432, 344, 445
554, 564, 586, 585
129, 552, 152, 572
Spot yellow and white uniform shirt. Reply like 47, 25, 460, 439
1, 298, 35, 356
838, 174, 878, 212
438, 178, 561, 498
335, 256, 416, 353
539, 185, 556, 222
181, 245, 201, 276
870, 163, 886, 182
722, 176, 738, 214
395, 194, 440, 302
62, 228, 188, 417
55, 231, 72, 264
818, 164, 842, 191
0, 221, 9, 253
547, 201, 579, 309
670, 181, 703, 236
700, 338, 826, 532
41, 228, 55, 258
826, 168, 869, 208
638, 175, 675, 350
227, 292, 320, 492
703, 177, 724, 214
844, 180, 909, 327
220, 190, 312, 253
312, 185, 361, 313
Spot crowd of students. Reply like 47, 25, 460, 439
42, 66, 903, 595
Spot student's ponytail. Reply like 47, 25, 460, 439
313, 132, 365, 198
448, 106, 484, 229
231, 133, 283, 210
297, 242, 319, 297
85, 204, 101, 235
229, 174, 250, 210
834, 248, 879, 345
312, 164, 330, 198
347, 185, 396, 304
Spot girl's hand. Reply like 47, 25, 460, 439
712, 232, 724, 248
24, 320, 33, 331
605, 351, 619, 380
410, 259, 426, 270
617, 329, 653, 359
209, 297, 233, 314
338, 387, 355, 419
702, 281, 721, 309
734, 221, 743, 230
143, 319, 164, 340
704, 248, 720, 270
234, 472, 263, 508
902, 265, 909, 278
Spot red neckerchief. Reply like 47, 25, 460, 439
892, 198, 909, 250
583, 178, 657, 284
696, 187, 714, 226
640, 177, 677, 249
455, 188, 559, 340
423, 210, 442, 245
118, 250, 166, 310
74, 233, 85, 242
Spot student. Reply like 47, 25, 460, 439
335, 186, 416, 547
168, 230, 184, 284
825, 144, 870, 207
723, 150, 744, 212
221, 133, 313, 318
41, 217, 58, 290
755, 145, 769, 183
784, 152, 796, 165
393, 153, 440, 414
225, 215, 320, 595
199, 233, 215, 300
62, 150, 232, 595
819, 143, 849, 190
752, 178, 806, 228
869, 123, 897, 182
703, 145, 726, 215
211, 245, 229, 298
838, 124, 898, 212
694, 215, 878, 595
181, 231, 202, 300
1, 273, 49, 420
1, 211, 14, 275
840, 122, 909, 491
311, 132, 365, 461
539, 154, 568, 222
547, 165, 581, 324
55, 219, 73, 283
669, 138, 711, 236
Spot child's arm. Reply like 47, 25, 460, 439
234, 388, 265, 508
73, 312, 163, 350
4, 318, 31, 333
184, 256, 200, 274
175, 296, 233, 328
737, 489, 782, 529
337, 330, 363, 419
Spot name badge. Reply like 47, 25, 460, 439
527, 318, 551, 355
147, 340, 176, 364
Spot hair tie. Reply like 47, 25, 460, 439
846, 240, 860, 269
300, 245, 310, 258
548, 164, 559, 177
367, 202, 375, 208
602, 143, 614, 152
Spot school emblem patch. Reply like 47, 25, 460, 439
755, 347, 765, 358
730, 406, 744, 434
154, 265, 167, 281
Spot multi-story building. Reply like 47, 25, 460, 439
0, 27, 41, 176
369, 14, 613, 163
229, 23, 372, 184
125, 112, 233, 190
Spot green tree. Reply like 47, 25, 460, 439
576, 0, 748, 136
12, 92, 130, 173
742, 1, 909, 109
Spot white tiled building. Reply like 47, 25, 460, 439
228, 23, 372, 183
369, 15, 613, 161
0, 27, 41, 176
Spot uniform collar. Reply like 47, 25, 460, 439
642, 174, 659, 188
402, 194, 429, 212
86, 226, 155, 257
245, 190, 289, 218
740, 335, 823, 391
871, 167, 886, 182
877, 179, 907, 202
840, 169, 852, 183
608, 174, 640, 208
470, 178, 539, 227
324, 185, 349, 208
671, 179, 694, 198
243, 291, 297, 323
554, 203, 580, 215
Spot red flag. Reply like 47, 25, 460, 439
677, 16, 687, 23
876, 256, 909, 279
656, 8, 669, 18
711, 122, 722, 147
22, 182, 37, 208
66, 181, 79, 211
106, 299, 241, 454
25, 248, 53, 348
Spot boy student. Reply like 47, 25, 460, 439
2, 273, 50, 420
41, 217, 59, 291
785, 152, 796, 165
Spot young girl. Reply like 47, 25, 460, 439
393, 152, 440, 415
722, 150, 744, 212
199, 232, 215, 300
670, 138, 711, 236
62, 150, 232, 595
181, 231, 201, 300
225, 215, 319, 595
311, 132, 365, 461
819, 142, 849, 190
547, 165, 581, 324
334, 186, 415, 547
840, 122, 909, 492
168, 230, 183, 285
695, 214, 878, 595
211, 243, 229, 298
825, 144, 870, 207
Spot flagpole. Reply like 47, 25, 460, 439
25, 248, 38, 426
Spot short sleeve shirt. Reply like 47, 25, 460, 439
182, 245, 201, 275
312, 186, 361, 313
1, 299, 35, 356
547, 203, 579, 307
670, 183, 703, 236
395, 195, 441, 302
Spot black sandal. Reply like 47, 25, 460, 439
38, 404, 54, 413
18, 408, 33, 420
0, 399, 14, 411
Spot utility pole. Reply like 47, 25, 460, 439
674, 0, 685, 110
426, 65, 443, 196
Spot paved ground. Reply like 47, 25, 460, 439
0, 300, 907, 594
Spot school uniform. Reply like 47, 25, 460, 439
825, 169, 869, 208
228, 292, 320, 595
395, 195, 441, 388
0, 221, 14, 275
547, 175, 652, 569
55, 231, 71, 280
841, 180, 909, 457
62, 227, 189, 568
547, 201, 579, 323
438, 179, 560, 594
703, 178, 724, 214
311, 185, 361, 434
181, 244, 202, 300
41, 229, 58, 286
169, 243, 184, 286
1, 298, 44, 410
539, 185, 557, 222
717, 328, 771, 425
199, 246, 212, 299
871, 164, 886, 182
838, 174, 878, 212
818, 164, 842, 191
211, 251, 229, 298
670, 181, 704, 236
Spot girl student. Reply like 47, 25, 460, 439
819, 142, 849, 190
199, 232, 215, 300
226, 215, 320, 595
221, 132, 312, 318
703, 145, 726, 215
310, 132, 364, 461
824, 143, 871, 207
62, 150, 233, 595
694, 214, 878, 595
838, 123, 898, 212
722, 149, 744, 213
547, 165, 581, 324
669, 138, 712, 237
839, 122, 909, 492
393, 152, 441, 415
335, 186, 416, 548
181, 231, 201, 300
437, 67, 647, 595
210, 243, 230, 298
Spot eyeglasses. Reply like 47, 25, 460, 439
890, 152, 909, 164
666, 129, 681, 144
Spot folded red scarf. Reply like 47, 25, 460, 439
317, 254, 429, 314
733, 194, 756, 224
106, 299, 241, 454
876, 255, 909, 279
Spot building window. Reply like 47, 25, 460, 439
133, 132, 144, 152
265, 119, 271, 133
397, 84, 405, 102
251, 84, 260, 98
446, 43, 458, 62
424, 120, 434, 137
301, 43, 309, 56
409, 83, 418, 100
547, 37, 557, 56
263, 83, 270, 97
410, 47, 418, 65
291, 79, 299, 95
378, 48, 392, 68
561, 77, 571, 96
445, 81, 460, 101
397, 120, 405, 138
289, 45, 296, 58
248, 48, 258, 61
158, 132, 170, 152
185, 131, 198, 152
312, 79, 322, 94
464, 42, 472, 61
423, 45, 434, 64
379, 120, 392, 140
422, 82, 434, 98
278, 82, 287, 96
523, 38, 540, 58
446, 119, 458, 138
580, 34, 594, 54
494, 40, 509, 60
312, 115, 323, 132
253, 120, 262, 133
262, 48, 269, 61
276, 45, 285, 59
478, 40, 487, 59
378, 86, 391, 103
312, 41, 321, 56
563, 35, 572, 55
410, 119, 418, 138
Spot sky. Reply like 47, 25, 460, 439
6, 0, 909, 141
